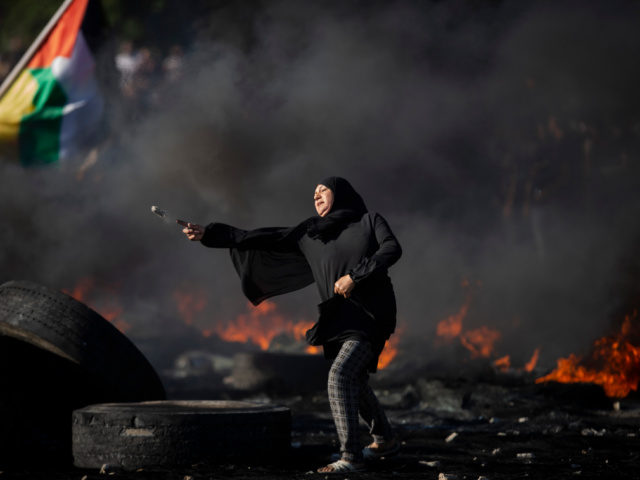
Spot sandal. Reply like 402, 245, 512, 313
317, 459, 365, 473
362, 437, 400, 460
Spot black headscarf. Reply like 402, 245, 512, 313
306, 176, 368, 242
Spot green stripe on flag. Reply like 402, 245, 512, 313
18, 68, 67, 166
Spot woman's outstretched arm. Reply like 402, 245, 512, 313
181, 222, 245, 246
186, 221, 301, 250
188, 221, 313, 305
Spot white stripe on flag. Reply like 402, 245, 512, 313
51, 31, 103, 160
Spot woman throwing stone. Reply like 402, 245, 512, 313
182, 176, 402, 473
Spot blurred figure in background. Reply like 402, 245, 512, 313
114, 41, 139, 97
162, 45, 184, 83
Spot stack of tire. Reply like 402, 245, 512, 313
0, 280, 291, 470
0, 280, 166, 466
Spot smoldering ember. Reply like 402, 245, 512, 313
1, 0, 640, 479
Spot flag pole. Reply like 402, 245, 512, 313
0, 0, 76, 101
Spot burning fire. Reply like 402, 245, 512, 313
436, 278, 542, 373
173, 286, 207, 326
435, 278, 500, 359
436, 279, 473, 340
170, 287, 401, 368
436, 302, 467, 340
493, 355, 510, 372
525, 348, 540, 372
188, 298, 400, 368
204, 300, 321, 355
536, 312, 640, 398
492, 348, 540, 373
460, 326, 501, 358
63, 277, 130, 333
378, 325, 404, 370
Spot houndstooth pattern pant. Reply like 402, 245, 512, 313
328, 339, 393, 462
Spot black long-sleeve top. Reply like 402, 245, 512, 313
201, 212, 402, 370
298, 212, 401, 302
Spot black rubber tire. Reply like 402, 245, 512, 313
0, 280, 165, 401
72, 400, 291, 469
0, 280, 165, 466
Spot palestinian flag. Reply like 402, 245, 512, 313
0, 0, 105, 166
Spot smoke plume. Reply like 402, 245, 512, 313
1, 0, 639, 371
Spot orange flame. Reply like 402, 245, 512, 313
535, 312, 640, 398
177, 292, 396, 367
64, 277, 95, 303
492, 348, 540, 373
436, 280, 473, 341
436, 304, 467, 340
435, 280, 500, 359
460, 326, 501, 358
214, 300, 319, 353
63, 277, 129, 333
433, 278, 548, 374
172, 287, 207, 326
524, 348, 540, 372
306, 345, 322, 355
377, 326, 404, 370
493, 355, 510, 372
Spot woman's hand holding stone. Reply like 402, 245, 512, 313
183, 223, 205, 241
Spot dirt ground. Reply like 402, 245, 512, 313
2, 368, 639, 480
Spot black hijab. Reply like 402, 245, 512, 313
226, 176, 367, 304
306, 176, 368, 242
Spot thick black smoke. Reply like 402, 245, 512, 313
1, 0, 639, 371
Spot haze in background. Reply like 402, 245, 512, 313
1, 0, 639, 370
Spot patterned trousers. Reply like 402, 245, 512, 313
328, 339, 393, 462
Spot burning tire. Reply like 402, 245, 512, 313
0, 280, 165, 465
72, 400, 291, 469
